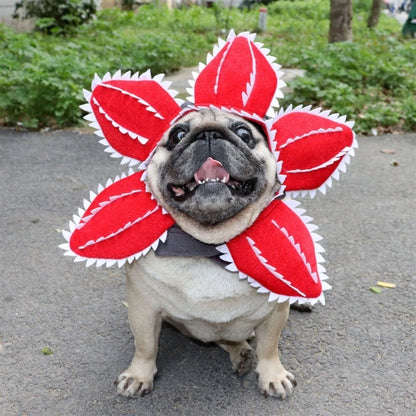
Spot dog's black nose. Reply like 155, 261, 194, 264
195, 130, 223, 142
195, 130, 223, 155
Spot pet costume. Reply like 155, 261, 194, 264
60, 31, 357, 305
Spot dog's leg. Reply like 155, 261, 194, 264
255, 301, 296, 399
218, 341, 254, 375
116, 269, 162, 398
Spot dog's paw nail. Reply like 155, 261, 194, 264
258, 370, 296, 399
116, 371, 154, 398
232, 346, 254, 375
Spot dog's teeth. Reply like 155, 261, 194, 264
172, 185, 185, 196
221, 177, 228, 183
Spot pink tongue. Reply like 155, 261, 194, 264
194, 157, 230, 183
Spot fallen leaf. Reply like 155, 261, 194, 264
41, 347, 53, 355
122, 301, 128, 308
370, 287, 382, 294
380, 149, 396, 154
377, 281, 396, 288
390, 160, 399, 167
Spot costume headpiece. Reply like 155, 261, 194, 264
60, 31, 357, 305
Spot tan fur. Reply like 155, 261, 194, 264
116, 110, 296, 398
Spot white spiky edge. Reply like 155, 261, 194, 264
74, 168, 146, 229
266, 104, 358, 198
77, 205, 161, 250
81, 69, 184, 167
186, 30, 285, 117
216, 198, 329, 305
58, 169, 168, 268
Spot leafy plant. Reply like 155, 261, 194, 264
13, 0, 97, 35
1, 1, 415, 133
279, 18, 416, 133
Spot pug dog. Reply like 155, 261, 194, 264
115, 107, 296, 399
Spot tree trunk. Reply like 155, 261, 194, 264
329, 0, 353, 43
367, 0, 383, 28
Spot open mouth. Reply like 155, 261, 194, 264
168, 157, 257, 202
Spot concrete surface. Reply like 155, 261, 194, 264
1, 124, 415, 416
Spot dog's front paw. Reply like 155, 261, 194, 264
219, 341, 254, 375
256, 361, 296, 399
115, 368, 155, 398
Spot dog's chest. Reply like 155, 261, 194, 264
127, 252, 275, 342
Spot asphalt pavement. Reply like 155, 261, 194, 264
1, 74, 415, 415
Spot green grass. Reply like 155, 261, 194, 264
0, 1, 414, 133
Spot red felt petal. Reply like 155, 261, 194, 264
271, 109, 355, 192
89, 77, 181, 162
69, 172, 174, 260
225, 200, 322, 300
194, 35, 278, 117
244, 45, 278, 115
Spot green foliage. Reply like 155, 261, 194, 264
1, 1, 415, 133
267, 0, 329, 20
277, 6, 416, 133
13, 0, 97, 35
352, 0, 373, 13
0, 5, 231, 127
0, 26, 86, 127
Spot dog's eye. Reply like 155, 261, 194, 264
167, 126, 188, 150
235, 126, 253, 144
177, 129, 187, 140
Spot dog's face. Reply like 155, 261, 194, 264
146, 108, 280, 243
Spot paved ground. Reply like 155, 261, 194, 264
1, 71, 415, 415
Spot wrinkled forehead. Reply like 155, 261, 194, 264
174, 108, 244, 127
167, 107, 269, 141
